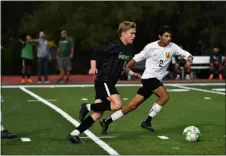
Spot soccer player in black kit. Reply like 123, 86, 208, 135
67, 21, 140, 144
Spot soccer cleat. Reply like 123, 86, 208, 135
185, 74, 191, 80
44, 80, 50, 84
56, 78, 64, 83
208, 74, 214, 80
79, 103, 89, 122
26, 78, 32, 83
175, 74, 180, 80
1, 130, 18, 139
141, 121, 154, 132
21, 79, 25, 84
99, 118, 109, 135
67, 134, 83, 144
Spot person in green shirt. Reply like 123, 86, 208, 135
19, 34, 34, 84
209, 47, 223, 80
56, 30, 74, 83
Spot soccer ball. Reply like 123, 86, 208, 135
183, 126, 201, 142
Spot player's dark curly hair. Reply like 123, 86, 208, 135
158, 25, 172, 36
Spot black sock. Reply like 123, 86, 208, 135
22, 68, 25, 78
90, 98, 111, 111
21, 74, 25, 79
27, 69, 31, 78
105, 116, 113, 125
210, 70, 214, 75
145, 116, 152, 124
76, 116, 95, 133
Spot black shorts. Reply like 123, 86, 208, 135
22, 58, 33, 67
137, 78, 163, 100
94, 81, 119, 100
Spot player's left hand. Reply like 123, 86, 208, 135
187, 56, 193, 64
70, 53, 74, 58
132, 72, 141, 79
88, 68, 97, 75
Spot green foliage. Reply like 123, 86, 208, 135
17, 2, 225, 52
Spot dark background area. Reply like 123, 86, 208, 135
1, 1, 226, 76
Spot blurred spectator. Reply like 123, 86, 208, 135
209, 47, 223, 80
19, 34, 34, 84
223, 55, 226, 78
48, 41, 58, 73
56, 30, 74, 83
31, 31, 50, 83
174, 45, 191, 80
223, 56, 226, 67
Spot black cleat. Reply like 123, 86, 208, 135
67, 134, 83, 144
79, 103, 89, 122
100, 119, 109, 135
1, 130, 18, 139
56, 78, 64, 83
141, 121, 154, 132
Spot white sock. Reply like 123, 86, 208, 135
148, 103, 162, 118
1, 125, 4, 131
70, 129, 80, 136
111, 110, 124, 121
86, 104, 91, 111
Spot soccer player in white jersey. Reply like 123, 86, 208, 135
100, 25, 193, 134
1, 95, 17, 139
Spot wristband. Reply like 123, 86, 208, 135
128, 70, 134, 75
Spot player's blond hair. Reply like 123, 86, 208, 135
118, 21, 136, 37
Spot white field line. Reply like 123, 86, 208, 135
80, 136, 116, 139
173, 85, 225, 95
2, 83, 225, 88
167, 89, 189, 92
27, 99, 57, 102
20, 137, 31, 142
19, 86, 119, 155
211, 88, 225, 92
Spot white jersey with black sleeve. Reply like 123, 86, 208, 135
133, 41, 192, 81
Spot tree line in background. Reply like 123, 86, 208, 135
1, 1, 226, 75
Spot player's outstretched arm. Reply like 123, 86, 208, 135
173, 43, 193, 64
89, 60, 97, 75
124, 59, 141, 79
30, 39, 39, 44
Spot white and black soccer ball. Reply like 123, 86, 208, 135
183, 126, 201, 142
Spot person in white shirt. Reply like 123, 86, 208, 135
1, 95, 17, 139
100, 25, 193, 134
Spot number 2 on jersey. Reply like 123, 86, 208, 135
159, 60, 163, 67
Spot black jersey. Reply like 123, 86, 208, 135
93, 40, 134, 85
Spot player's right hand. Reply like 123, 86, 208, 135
56, 55, 59, 60
88, 68, 97, 75
132, 72, 141, 79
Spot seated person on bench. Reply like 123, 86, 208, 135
209, 47, 223, 80
174, 45, 191, 80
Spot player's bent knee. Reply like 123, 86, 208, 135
95, 99, 102, 103
163, 94, 170, 102
91, 112, 103, 121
